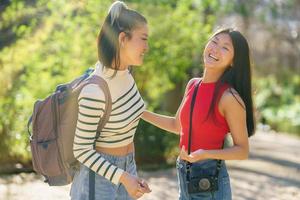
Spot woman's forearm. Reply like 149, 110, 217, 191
204, 145, 249, 160
141, 110, 180, 134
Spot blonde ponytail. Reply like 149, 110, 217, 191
108, 1, 128, 25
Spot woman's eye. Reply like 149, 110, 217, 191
223, 47, 229, 51
212, 40, 217, 44
142, 38, 148, 41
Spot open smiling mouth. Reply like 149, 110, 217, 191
209, 54, 219, 61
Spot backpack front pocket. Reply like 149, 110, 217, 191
31, 138, 62, 176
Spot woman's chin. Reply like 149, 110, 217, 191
204, 63, 216, 69
134, 60, 144, 66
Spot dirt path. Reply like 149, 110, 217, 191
1, 130, 299, 200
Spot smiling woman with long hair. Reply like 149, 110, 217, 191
142, 28, 255, 200
70, 1, 151, 199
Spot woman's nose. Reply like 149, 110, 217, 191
211, 45, 219, 54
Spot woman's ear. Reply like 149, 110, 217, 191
119, 32, 126, 47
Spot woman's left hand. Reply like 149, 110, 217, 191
179, 146, 206, 163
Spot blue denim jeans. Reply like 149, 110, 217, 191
176, 158, 232, 200
70, 152, 137, 200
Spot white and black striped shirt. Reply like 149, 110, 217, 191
73, 63, 145, 184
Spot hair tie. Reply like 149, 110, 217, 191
108, 1, 128, 25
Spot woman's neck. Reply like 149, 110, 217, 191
111, 52, 129, 71
111, 60, 129, 71
202, 69, 224, 83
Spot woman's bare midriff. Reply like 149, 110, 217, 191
95, 142, 134, 156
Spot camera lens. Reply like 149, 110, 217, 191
199, 178, 210, 190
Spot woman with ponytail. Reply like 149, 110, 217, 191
70, 1, 151, 199
142, 28, 255, 199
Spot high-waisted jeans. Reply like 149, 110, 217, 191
176, 158, 232, 200
70, 152, 137, 200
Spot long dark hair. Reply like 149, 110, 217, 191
207, 28, 255, 137
97, 1, 147, 72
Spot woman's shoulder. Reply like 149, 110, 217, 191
183, 77, 202, 95
79, 84, 106, 102
220, 87, 245, 110
186, 77, 202, 89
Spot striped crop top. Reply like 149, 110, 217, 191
73, 62, 145, 184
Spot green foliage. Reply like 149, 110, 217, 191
135, 120, 179, 165
0, 0, 107, 164
255, 75, 300, 134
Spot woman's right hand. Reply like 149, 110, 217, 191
120, 172, 151, 199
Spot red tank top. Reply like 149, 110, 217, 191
179, 79, 230, 152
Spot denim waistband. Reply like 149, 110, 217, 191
176, 158, 225, 172
97, 151, 135, 161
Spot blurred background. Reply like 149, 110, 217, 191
0, 0, 299, 199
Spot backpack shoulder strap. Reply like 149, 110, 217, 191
84, 75, 112, 138
81, 75, 112, 200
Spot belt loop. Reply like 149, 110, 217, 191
186, 161, 192, 181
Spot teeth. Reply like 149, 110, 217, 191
209, 54, 218, 61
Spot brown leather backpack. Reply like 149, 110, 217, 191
27, 69, 112, 186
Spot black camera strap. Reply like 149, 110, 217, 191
186, 79, 222, 180
187, 79, 201, 155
